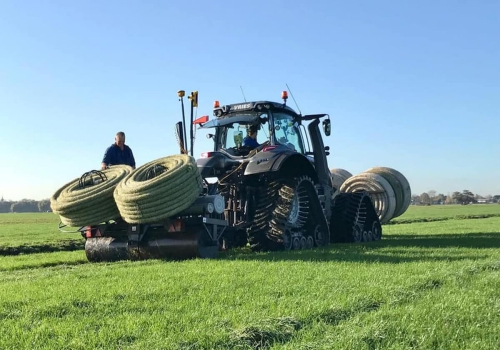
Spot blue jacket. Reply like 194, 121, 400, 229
243, 136, 259, 149
102, 144, 136, 168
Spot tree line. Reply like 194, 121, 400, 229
412, 190, 500, 206
0, 199, 51, 213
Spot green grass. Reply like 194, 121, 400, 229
0, 213, 83, 255
0, 207, 499, 349
389, 203, 500, 224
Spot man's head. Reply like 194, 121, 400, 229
247, 125, 259, 139
115, 131, 126, 149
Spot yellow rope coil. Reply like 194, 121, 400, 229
50, 165, 134, 227
113, 154, 203, 224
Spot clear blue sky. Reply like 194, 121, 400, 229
0, 0, 498, 201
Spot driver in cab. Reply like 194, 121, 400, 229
243, 124, 260, 150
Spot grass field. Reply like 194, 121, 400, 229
1, 205, 499, 349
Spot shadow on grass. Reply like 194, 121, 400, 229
2, 232, 498, 265
0, 240, 85, 256
220, 232, 500, 264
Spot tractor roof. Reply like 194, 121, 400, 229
215, 101, 298, 116
200, 101, 299, 129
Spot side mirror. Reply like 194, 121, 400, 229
206, 133, 215, 140
322, 119, 331, 136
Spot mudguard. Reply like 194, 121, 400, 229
196, 152, 240, 178
244, 147, 317, 180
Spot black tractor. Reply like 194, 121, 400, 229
68, 90, 381, 263
191, 91, 382, 251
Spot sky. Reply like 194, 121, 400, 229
0, 0, 499, 201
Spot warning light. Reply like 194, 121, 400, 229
178, 90, 185, 98
282, 91, 288, 100
214, 100, 220, 108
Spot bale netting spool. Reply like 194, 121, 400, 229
340, 172, 397, 224
50, 165, 134, 227
330, 168, 352, 192
113, 154, 203, 224
364, 167, 411, 219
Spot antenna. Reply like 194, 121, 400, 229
286, 83, 302, 115
240, 86, 247, 102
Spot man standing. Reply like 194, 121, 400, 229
101, 131, 136, 170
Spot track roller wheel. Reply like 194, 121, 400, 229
371, 221, 382, 241
311, 224, 321, 246
306, 236, 314, 249
300, 236, 307, 249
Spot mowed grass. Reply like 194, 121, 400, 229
389, 203, 500, 224
0, 206, 499, 349
0, 213, 83, 255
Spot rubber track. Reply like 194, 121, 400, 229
360, 193, 382, 242
330, 192, 382, 243
265, 176, 330, 250
267, 178, 311, 245
247, 181, 281, 251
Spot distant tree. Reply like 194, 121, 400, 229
445, 194, 454, 205
452, 191, 463, 204
427, 190, 437, 199
453, 190, 475, 205
10, 199, 39, 213
0, 201, 14, 213
462, 190, 476, 204
411, 194, 421, 204
420, 192, 431, 205
434, 193, 446, 204
492, 195, 500, 203
37, 199, 51, 212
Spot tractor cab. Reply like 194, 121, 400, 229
200, 99, 307, 158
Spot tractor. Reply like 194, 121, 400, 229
75, 90, 382, 262
188, 91, 382, 252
